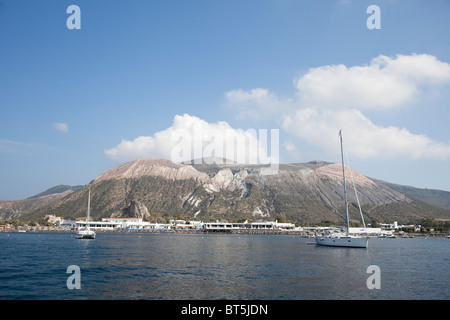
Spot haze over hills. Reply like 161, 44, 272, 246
371, 179, 450, 212
0, 185, 82, 220
27, 185, 83, 199
14, 158, 450, 225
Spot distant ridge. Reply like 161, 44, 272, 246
371, 179, 450, 212
28, 185, 83, 199
0, 185, 81, 220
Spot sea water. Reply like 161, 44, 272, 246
0, 232, 449, 300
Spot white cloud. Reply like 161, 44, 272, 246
106, 54, 450, 163
283, 141, 296, 152
224, 53, 450, 160
295, 53, 450, 110
281, 108, 450, 160
282, 140, 301, 159
53, 122, 69, 134
105, 114, 279, 165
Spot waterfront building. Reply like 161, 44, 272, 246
75, 219, 121, 231
348, 227, 382, 236
172, 220, 204, 231
60, 218, 172, 232
379, 221, 398, 229
203, 221, 297, 233
315, 226, 383, 237
101, 218, 172, 231
59, 220, 78, 231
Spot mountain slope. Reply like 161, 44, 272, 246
28, 185, 83, 199
0, 185, 80, 220
23, 158, 450, 225
371, 179, 450, 211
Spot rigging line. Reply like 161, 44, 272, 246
344, 150, 367, 230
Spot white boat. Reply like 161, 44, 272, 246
76, 188, 96, 240
316, 130, 369, 249
75, 227, 96, 239
316, 231, 368, 248
378, 234, 396, 239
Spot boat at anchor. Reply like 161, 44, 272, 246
315, 130, 369, 249
75, 188, 96, 240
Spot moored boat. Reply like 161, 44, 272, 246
316, 231, 368, 248
75, 188, 96, 240
315, 130, 369, 249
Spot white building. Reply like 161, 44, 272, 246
203, 221, 297, 232
172, 220, 204, 230
102, 218, 172, 231
66, 218, 172, 232
59, 220, 78, 230
275, 222, 301, 231
379, 221, 398, 229
314, 226, 383, 236
61, 217, 300, 233
75, 219, 121, 231
348, 227, 382, 236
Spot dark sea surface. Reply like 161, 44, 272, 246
1, 232, 449, 300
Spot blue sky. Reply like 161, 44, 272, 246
1, 0, 450, 200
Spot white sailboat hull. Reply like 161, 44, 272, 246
76, 229, 96, 239
316, 236, 368, 248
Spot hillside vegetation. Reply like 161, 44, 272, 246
19, 159, 450, 225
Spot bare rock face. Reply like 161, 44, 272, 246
203, 168, 249, 197
313, 163, 409, 206
94, 158, 209, 183
252, 206, 270, 218
87, 159, 448, 223
113, 200, 150, 219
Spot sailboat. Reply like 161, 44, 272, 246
315, 130, 369, 248
75, 188, 96, 239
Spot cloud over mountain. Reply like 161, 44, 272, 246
225, 53, 450, 160
105, 114, 278, 165
281, 108, 450, 159
295, 53, 450, 110
105, 54, 450, 165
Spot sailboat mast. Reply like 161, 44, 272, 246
339, 130, 350, 235
86, 188, 91, 230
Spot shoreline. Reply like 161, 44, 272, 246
2, 229, 449, 238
